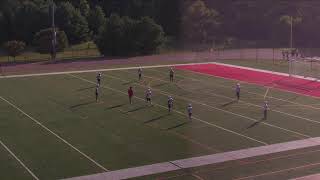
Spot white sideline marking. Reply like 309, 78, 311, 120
0, 96, 109, 172
197, 62, 320, 100
68, 74, 267, 145
291, 173, 320, 180
0, 140, 39, 180
151, 68, 320, 111
105, 73, 310, 139
64, 137, 320, 180
0, 62, 210, 79
146, 69, 320, 125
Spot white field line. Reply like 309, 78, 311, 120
143, 70, 320, 126
184, 62, 320, 101
291, 173, 320, 180
0, 140, 39, 180
103, 73, 310, 139
68, 74, 267, 145
0, 62, 211, 79
150, 68, 320, 111
0, 96, 109, 172
64, 136, 320, 180
2, 61, 319, 110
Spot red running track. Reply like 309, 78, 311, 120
176, 63, 320, 98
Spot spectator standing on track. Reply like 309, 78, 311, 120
286, 51, 289, 61
128, 86, 134, 104
236, 83, 241, 101
282, 51, 285, 60
95, 86, 99, 102
146, 88, 152, 105
168, 96, 174, 113
187, 104, 193, 120
138, 67, 142, 81
96, 72, 102, 86
170, 67, 174, 82
263, 101, 269, 120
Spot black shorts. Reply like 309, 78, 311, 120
168, 104, 172, 108
146, 97, 151, 101
188, 112, 192, 116
236, 92, 240, 96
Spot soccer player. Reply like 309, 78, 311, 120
187, 104, 193, 120
146, 88, 152, 105
138, 67, 142, 81
236, 83, 241, 101
169, 67, 174, 82
95, 86, 99, 102
128, 86, 134, 104
263, 101, 269, 120
96, 72, 102, 86
168, 96, 174, 113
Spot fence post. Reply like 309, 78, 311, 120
273, 48, 275, 64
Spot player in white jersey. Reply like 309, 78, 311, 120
169, 67, 174, 82
146, 88, 152, 105
138, 67, 142, 81
236, 83, 241, 101
96, 73, 102, 86
187, 104, 193, 120
168, 96, 174, 113
263, 101, 269, 120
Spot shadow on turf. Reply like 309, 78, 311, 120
144, 114, 169, 124
70, 101, 96, 109
126, 105, 148, 113
220, 100, 237, 107
246, 118, 266, 129
76, 86, 96, 91
166, 121, 189, 130
106, 104, 125, 110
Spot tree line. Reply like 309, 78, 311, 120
1, 0, 320, 59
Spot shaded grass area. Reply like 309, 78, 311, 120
0, 65, 319, 179
0, 42, 101, 63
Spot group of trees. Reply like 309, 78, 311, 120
2, 0, 320, 59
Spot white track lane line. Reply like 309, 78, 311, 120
103, 73, 310, 139
140, 70, 320, 126
0, 96, 109, 172
0, 62, 210, 79
0, 140, 39, 180
151, 68, 320, 111
68, 74, 267, 145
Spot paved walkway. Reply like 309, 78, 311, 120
65, 137, 320, 180
292, 173, 320, 180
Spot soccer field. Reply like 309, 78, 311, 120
1, 62, 320, 180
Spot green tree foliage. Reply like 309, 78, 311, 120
12, 0, 49, 44
56, 2, 89, 44
95, 14, 165, 56
4, 40, 26, 60
33, 28, 69, 53
182, 0, 220, 43
88, 6, 107, 37
79, 0, 90, 18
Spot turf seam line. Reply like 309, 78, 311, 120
143, 70, 320, 127
0, 96, 109, 172
68, 74, 267, 145
233, 161, 320, 180
0, 62, 210, 79
104, 73, 310, 139
63, 137, 320, 180
0, 139, 39, 180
